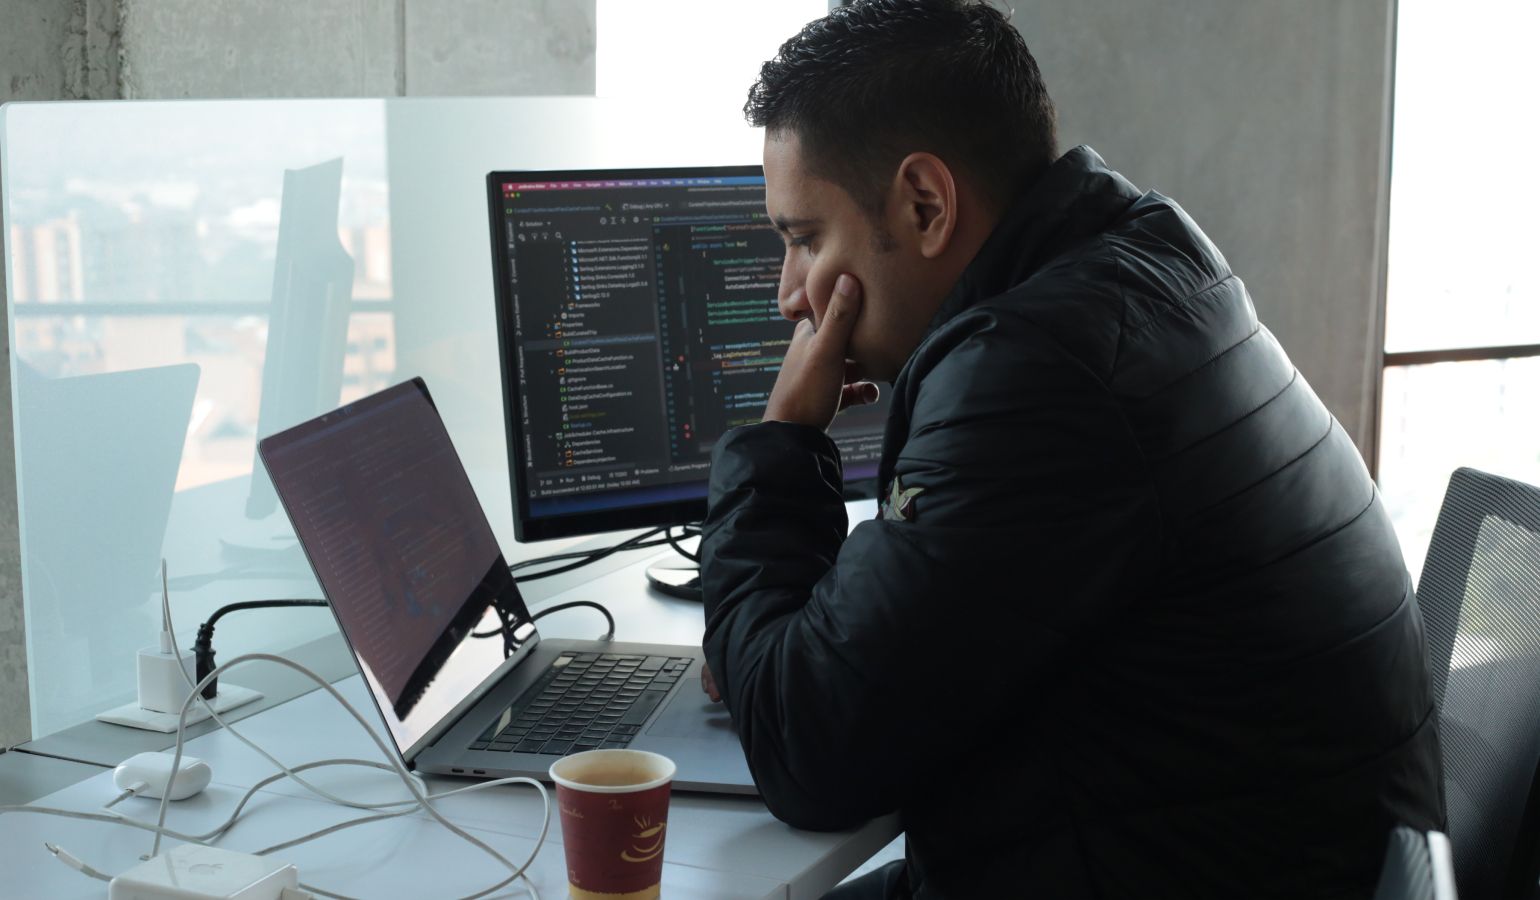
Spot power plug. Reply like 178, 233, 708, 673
107, 844, 298, 900
96, 563, 263, 731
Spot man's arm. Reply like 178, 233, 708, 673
701, 310, 1160, 831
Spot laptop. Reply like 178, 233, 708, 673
258, 377, 756, 794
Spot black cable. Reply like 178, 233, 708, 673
189, 526, 694, 693
472, 599, 617, 642
509, 538, 674, 571
506, 522, 702, 580
533, 601, 616, 641
665, 524, 701, 564
508, 526, 671, 582
505, 538, 668, 572
481, 525, 702, 644
193, 599, 328, 699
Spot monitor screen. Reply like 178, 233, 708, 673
487, 165, 887, 541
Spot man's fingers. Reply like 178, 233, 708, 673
838, 381, 880, 411
813, 274, 863, 350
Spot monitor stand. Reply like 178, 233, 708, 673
645, 556, 702, 602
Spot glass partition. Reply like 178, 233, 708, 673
3, 97, 760, 737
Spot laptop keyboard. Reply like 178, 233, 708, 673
472, 652, 692, 756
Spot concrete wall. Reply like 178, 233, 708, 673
1017, 0, 1395, 457
115, 0, 594, 99
0, 0, 109, 751
1, 0, 120, 102
0, 0, 595, 747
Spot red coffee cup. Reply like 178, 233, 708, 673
550, 749, 676, 900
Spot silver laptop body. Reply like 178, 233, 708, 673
258, 377, 754, 794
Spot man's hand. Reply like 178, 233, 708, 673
701, 661, 721, 703
763, 274, 880, 430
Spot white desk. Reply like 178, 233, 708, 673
3, 501, 902, 898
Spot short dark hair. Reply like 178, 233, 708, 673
746, 0, 1058, 214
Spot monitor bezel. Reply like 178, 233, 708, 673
488, 164, 772, 543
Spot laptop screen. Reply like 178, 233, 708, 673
259, 378, 537, 760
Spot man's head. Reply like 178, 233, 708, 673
748, 0, 1058, 382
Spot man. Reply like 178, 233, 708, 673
699, 1, 1444, 898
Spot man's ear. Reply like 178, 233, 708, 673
893, 152, 958, 260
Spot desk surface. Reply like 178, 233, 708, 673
5, 501, 901, 898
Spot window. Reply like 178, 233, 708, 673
1378, 0, 1540, 576
596, 1, 829, 107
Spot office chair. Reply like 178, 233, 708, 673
1418, 467, 1540, 899
1374, 826, 1459, 900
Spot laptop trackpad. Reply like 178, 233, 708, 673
646, 683, 736, 739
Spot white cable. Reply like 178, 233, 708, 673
158, 562, 422, 813
106, 762, 547, 854
7, 567, 551, 897
2, 763, 403, 848
44, 842, 112, 882
149, 651, 550, 900
8, 765, 531, 845
157, 560, 549, 896
102, 759, 406, 842
157, 561, 547, 898
9, 761, 544, 900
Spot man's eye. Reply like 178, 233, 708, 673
789, 234, 815, 253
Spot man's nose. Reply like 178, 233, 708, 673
779, 285, 811, 323
778, 251, 808, 321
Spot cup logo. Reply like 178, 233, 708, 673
620, 814, 667, 864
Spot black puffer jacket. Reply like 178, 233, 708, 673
701, 146, 1444, 899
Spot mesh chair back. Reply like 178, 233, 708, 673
1373, 827, 1459, 900
1418, 467, 1540, 899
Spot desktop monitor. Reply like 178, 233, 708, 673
242, 157, 356, 527
487, 165, 887, 544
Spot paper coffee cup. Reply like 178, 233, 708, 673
550, 749, 676, 900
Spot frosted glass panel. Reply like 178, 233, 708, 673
3, 98, 759, 737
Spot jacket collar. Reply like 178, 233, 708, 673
924, 145, 1143, 336
873, 147, 1143, 499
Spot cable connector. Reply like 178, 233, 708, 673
45, 842, 112, 882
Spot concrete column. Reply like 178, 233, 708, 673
0, 175, 28, 750
1016, 0, 1396, 457
0, 0, 121, 750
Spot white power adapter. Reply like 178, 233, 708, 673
141, 568, 197, 715
107, 844, 300, 900
137, 642, 197, 715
